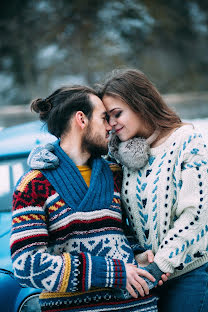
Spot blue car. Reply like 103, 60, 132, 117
0, 121, 55, 312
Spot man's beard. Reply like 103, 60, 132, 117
82, 125, 109, 157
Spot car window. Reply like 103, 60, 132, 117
0, 157, 29, 212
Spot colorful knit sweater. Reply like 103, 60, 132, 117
10, 142, 158, 312
121, 124, 208, 279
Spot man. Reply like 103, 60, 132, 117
10, 85, 158, 312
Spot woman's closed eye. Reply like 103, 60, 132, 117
115, 111, 122, 118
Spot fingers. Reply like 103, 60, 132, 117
126, 283, 139, 298
157, 273, 170, 287
157, 280, 163, 286
126, 270, 146, 296
125, 264, 155, 298
135, 250, 154, 267
126, 277, 147, 297
137, 268, 156, 283
146, 250, 154, 263
135, 275, 149, 296
161, 273, 168, 282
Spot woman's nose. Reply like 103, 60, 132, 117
109, 116, 117, 127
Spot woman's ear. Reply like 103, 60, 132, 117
75, 111, 88, 129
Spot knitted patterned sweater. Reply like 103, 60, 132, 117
122, 124, 208, 279
10, 143, 158, 312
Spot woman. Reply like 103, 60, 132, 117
98, 68, 208, 312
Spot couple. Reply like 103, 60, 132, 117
10, 69, 208, 312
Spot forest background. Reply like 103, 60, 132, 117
0, 0, 208, 126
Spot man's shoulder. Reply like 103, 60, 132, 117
15, 169, 49, 192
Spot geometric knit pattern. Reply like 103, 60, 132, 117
11, 164, 158, 312
122, 125, 208, 279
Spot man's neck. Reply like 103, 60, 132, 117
60, 140, 91, 166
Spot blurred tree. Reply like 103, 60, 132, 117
137, 0, 208, 91
0, 1, 44, 103
100, 0, 208, 92
0, 0, 207, 105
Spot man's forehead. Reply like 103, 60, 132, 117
89, 93, 106, 113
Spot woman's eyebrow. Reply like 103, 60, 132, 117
108, 108, 120, 113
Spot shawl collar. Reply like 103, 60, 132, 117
41, 140, 114, 212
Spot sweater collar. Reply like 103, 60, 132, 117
41, 140, 114, 211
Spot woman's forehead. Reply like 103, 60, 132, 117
103, 95, 127, 109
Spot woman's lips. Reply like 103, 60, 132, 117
115, 127, 123, 134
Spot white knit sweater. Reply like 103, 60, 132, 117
122, 124, 208, 279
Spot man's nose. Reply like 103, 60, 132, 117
105, 120, 112, 131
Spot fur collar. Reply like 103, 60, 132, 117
108, 130, 160, 170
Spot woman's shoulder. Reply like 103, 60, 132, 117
170, 124, 205, 146
151, 124, 207, 157
175, 124, 208, 163
177, 124, 206, 144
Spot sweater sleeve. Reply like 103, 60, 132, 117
10, 170, 126, 292
154, 134, 208, 273
110, 163, 145, 255
122, 209, 146, 255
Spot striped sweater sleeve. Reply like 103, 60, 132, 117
10, 170, 126, 292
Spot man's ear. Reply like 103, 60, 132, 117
75, 111, 88, 129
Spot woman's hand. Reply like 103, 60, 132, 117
125, 263, 156, 298
135, 251, 170, 286
135, 250, 154, 267
157, 272, 171, 286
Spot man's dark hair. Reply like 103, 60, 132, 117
31, 85, 96, 138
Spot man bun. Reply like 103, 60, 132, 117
30, 98, 52, 121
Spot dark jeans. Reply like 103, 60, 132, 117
155, 263, 208, 312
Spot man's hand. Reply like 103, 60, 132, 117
125, 263, 156, 298
135, 250, 154, 267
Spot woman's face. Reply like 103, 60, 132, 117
103, 95, 151, 142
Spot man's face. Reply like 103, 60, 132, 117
82, 94, 112, 157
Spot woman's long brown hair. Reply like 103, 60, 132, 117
98, 69, 182, 132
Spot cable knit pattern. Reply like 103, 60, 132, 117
11, 154, 158, 312
122, 125, 208, 278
